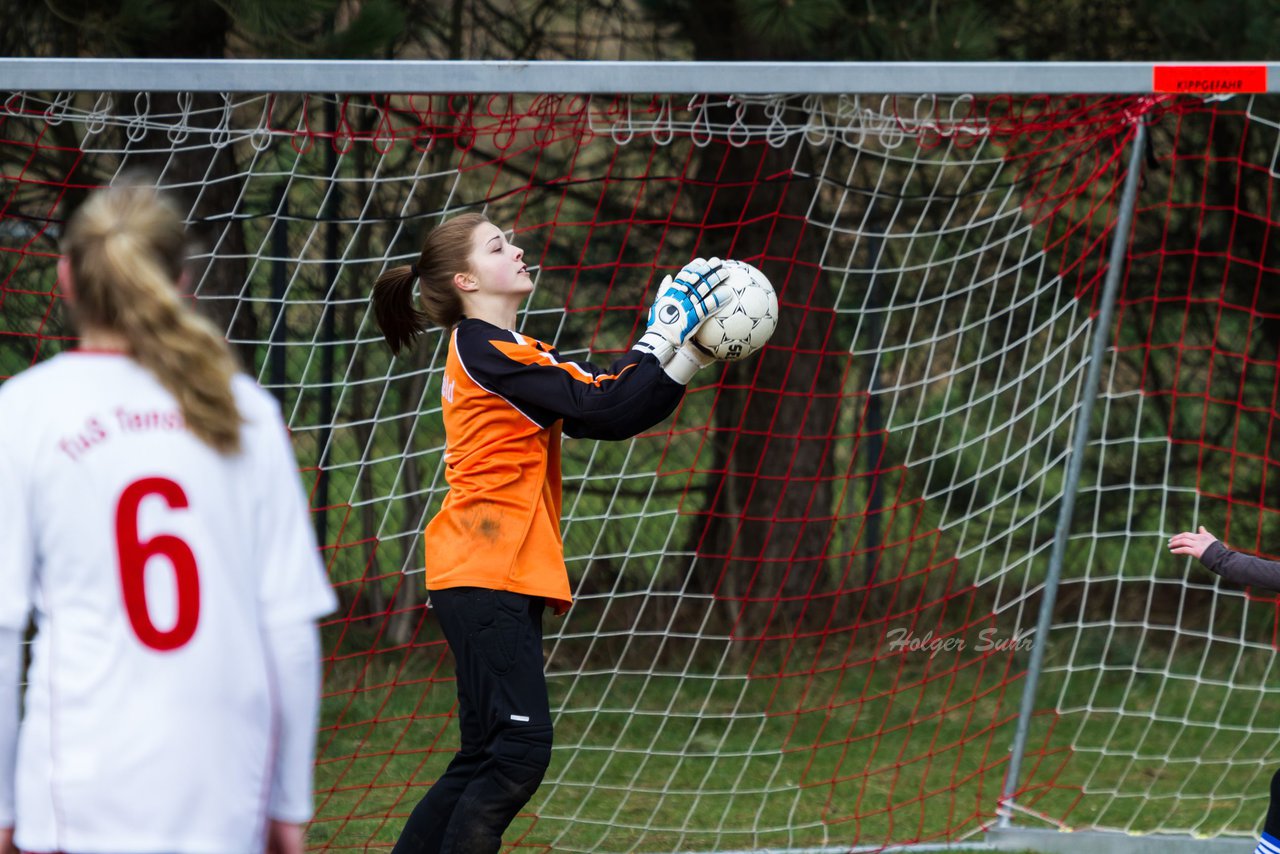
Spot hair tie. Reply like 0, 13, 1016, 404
409, 264, 420, 279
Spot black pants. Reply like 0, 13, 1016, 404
392, 588, 554, 854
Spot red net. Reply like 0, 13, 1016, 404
2, 88, 1275, 848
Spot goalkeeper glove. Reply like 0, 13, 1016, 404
633, 257, 729, 363
662, 338, 718, 385
660, 284, 739, 384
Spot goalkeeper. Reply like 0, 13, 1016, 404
1169, 525, 1280, 854
371, 213, 730, 854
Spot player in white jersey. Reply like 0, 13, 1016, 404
0, 181, 337, 854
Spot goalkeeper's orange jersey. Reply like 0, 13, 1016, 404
424, 318, 684, 614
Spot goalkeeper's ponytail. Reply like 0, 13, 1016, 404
372, 212, 487, 354
63, 180, 243, 455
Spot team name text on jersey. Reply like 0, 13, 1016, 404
57, 407, 187, 462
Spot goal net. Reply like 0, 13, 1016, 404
3, 73, 1279, 851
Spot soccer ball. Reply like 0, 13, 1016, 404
694, 260, 778, 362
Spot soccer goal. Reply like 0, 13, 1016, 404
3, 59, 1279, 854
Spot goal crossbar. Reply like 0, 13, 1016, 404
1, 58, 1277, 94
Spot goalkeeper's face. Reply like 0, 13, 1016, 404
463, 222, 533, 299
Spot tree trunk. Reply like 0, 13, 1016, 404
681, 117, 844, 643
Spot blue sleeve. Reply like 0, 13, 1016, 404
455, 321, 684, 441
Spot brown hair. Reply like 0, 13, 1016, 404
63, 181, 243, 455
371, 212, 489, 354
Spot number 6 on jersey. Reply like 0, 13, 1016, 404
115, 476, 201, 652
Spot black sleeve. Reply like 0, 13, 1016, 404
1199, 540, 1280, 592
456, 321, 685, 441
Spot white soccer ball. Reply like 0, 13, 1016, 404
694, 260, 778, 362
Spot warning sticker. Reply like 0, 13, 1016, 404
1153, 65, 1268, 94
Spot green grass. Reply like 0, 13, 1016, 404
308, 616, 1271, 853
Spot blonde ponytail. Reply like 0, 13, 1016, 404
64, 182, 243, 455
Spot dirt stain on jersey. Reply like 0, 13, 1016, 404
467, 506, 503, 543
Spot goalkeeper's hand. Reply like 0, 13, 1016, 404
633, 257, 729, 363
662, 338, 718, 385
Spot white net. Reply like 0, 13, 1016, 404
2, 82, 1278, 851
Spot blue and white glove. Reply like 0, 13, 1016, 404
634, 257, 729, 365
663, 283, 741, 384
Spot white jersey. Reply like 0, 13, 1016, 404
0, 352, 336, 854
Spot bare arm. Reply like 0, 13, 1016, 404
266, 818, 305, 854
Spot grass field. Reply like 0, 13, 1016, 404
310, 614, 1273, 852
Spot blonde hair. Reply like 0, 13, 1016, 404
371, 212, 489, 354
64, 181, 243, 454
